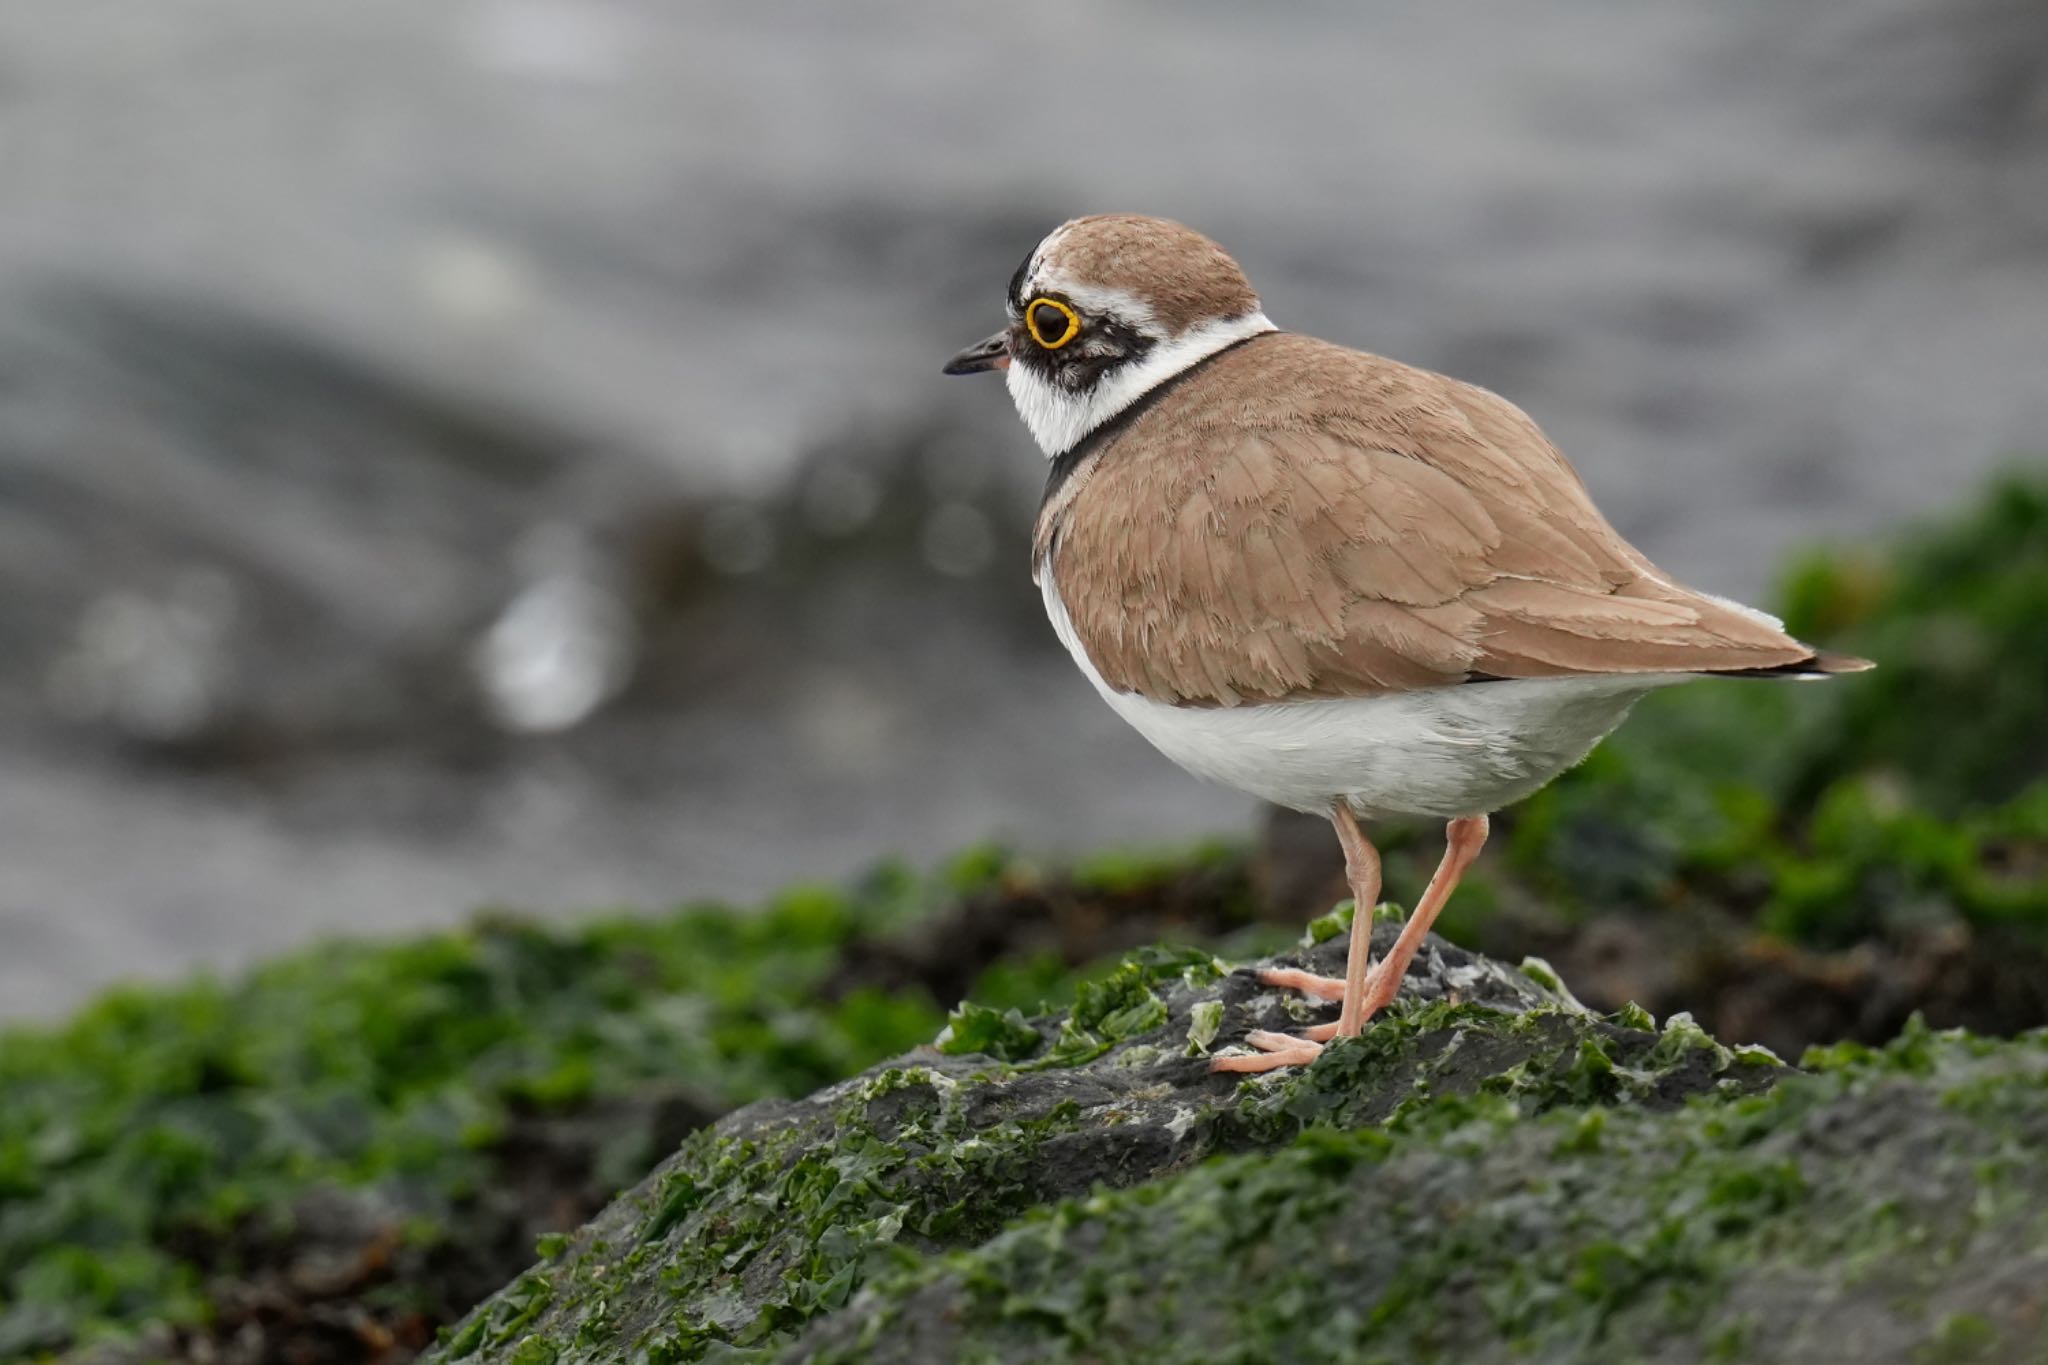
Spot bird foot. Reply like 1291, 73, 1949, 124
1210, 1028, 1327, 1072
1213, 964, 1387, 1072
1253, 966, 1349, 1002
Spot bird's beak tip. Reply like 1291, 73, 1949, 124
943, 330, 1011, 376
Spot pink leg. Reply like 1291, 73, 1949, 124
1250, 804, 1379, 1006
1329, 804, 1384, 1039
1350, 815, 1488, 1025
1215, 804, 1379, 1073
1214, 815, 1489, 1074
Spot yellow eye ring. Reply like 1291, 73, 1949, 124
1024, 296, 1081, 350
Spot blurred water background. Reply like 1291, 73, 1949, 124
2, 0, 2044, 1017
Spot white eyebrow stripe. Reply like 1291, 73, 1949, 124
1043, 280, 1160, 334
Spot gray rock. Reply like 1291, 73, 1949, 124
428, 921, 1808, 1363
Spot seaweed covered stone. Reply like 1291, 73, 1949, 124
798, 1023, 2048, 1363
429, 918, 1824, 1364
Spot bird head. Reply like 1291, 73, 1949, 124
943, 214, 1274, 457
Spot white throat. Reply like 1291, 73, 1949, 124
1004, 311, 1276, 458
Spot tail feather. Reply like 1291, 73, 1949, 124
1708, 648, 1874, 681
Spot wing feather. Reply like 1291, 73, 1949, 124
1044, 333, 1817, 705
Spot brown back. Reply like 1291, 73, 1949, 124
1039, 332, 1819, 706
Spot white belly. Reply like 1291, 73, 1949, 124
1042, 564, 1685, 819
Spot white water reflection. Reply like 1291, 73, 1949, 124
473, 528, 636, 733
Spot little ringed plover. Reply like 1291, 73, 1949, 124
943, 214, 1871, 1072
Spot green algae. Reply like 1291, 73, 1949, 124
1032, 962, 1172, 1068
444, 1063, 1100, 1362
792, 1027, 2048, 1364
1183, 1000, 1225, 1057
1777, 473, 2048, 813
0, 839, 1274, 1360
434, 932, 1784, 1365
0, 864, 984, 1358
945, 947, 1234, 1072
1067, 839, 1247, 896
935, 1003, 1044, 1063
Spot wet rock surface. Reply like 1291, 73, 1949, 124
427, 922, 1814, 1364
792, 1025, 2048, 1365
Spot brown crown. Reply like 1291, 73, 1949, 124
1037, 215, 1261, 335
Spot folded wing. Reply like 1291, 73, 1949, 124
1044, 335, 1860, 707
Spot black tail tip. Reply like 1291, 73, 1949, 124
1715, 649, 1875, 680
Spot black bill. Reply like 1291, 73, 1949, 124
942, 330, 1010, 376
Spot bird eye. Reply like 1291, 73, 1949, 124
1025, 297, 1081, 350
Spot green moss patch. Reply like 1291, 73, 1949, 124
0, 863, 981, 1360
430, 923, 1790, 1365
1, 844, 1285, 1363
793, 1025, 2048, 1363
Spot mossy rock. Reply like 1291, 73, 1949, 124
428, 918, 1860, 1365
795, 1022, 2048, 1364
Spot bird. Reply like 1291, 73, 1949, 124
942, 214, 1870, 1072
